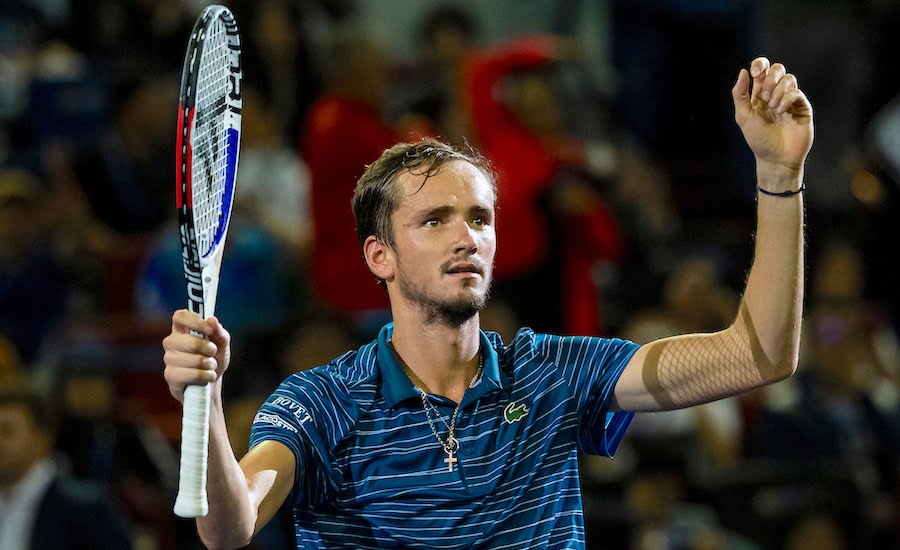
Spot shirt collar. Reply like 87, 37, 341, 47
376, 322, 503, 409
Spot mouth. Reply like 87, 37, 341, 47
444, 262, 483, 277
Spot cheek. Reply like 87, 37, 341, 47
480, 229, 497, 255
404, 235, 444, 263
394, 247, 430, 279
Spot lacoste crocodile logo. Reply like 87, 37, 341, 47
504, 402, 529, 424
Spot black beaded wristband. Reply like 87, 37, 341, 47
757, 182, 806, 197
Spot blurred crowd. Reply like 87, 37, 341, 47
1, 0, 899, 549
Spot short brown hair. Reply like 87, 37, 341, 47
352, 138, 495, 251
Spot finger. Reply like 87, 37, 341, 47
172, 309, 213, 336
164, 364, 217, 395
749, 57, 770, 103
776, 88, 812, 117
731, 68, 751, 121
163, 332, 219, 357
164, 349, 219, 371
759, 63, 786, 104
750, 57, 770, 79
767, 73, 798, 110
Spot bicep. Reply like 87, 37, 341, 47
612, 324, 787, 412
239, 440, 297, 535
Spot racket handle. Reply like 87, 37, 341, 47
174, 383, 212, 518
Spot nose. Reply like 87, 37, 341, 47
452, 219, 478, 255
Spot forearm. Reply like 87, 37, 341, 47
614, 56, 812, 412
196, 385, 257, 549
739, 161, 805, 375
613, 163, 804, 412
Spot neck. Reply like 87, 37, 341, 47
389, 313, 481, 402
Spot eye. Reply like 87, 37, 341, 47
471, 217, 485, 226
423, 219, 440, 228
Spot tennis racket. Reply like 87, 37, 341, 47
173, 4, 242, 519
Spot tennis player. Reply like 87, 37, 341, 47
162, 56, 812, 549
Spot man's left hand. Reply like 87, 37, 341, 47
732, 57, 814, 174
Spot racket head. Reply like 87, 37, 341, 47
175, 4, 242, 319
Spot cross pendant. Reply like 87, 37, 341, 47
444, 451, 457, 472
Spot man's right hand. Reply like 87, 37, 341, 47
163, 310, 232, 403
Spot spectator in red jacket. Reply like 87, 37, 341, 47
463, 36, 624, 335
301, 30, 401, 337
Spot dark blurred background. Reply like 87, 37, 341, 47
0, 1, 898, 548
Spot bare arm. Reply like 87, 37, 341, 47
163, 311, 295, 549
613, 57, 812, 412
199, 395, 295, 549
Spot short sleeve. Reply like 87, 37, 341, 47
249, 372, 342, 509
541, 334, 640, 457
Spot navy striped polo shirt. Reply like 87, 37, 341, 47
249, 323, 639, 549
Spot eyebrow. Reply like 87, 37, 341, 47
471, 205, 493, 218
414, 205, 493, 219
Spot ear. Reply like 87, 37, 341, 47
363, 235, 395, 283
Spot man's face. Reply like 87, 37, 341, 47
0, 404, 48, 487
386, 161, 496, 325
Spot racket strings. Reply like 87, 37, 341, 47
192, 16, 231, 258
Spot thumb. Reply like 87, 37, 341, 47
731, 68, 751, 121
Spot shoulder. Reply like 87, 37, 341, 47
486, 327, 561, 366
274, 341, 380, 406
491, 327, 638, 368
486, 327, 536, 361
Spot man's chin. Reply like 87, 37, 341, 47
434, 303, 481, 326
413, 291, 481, 326
451, 287, 489, 308
398, 275, 491, 325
